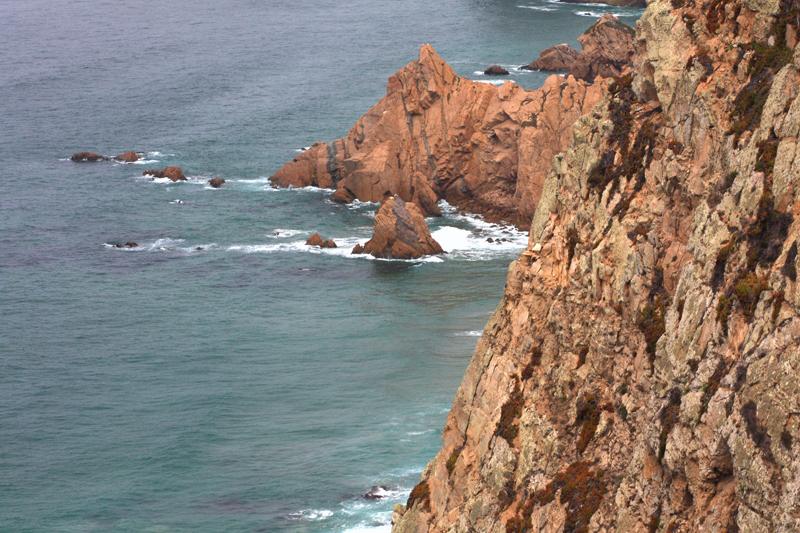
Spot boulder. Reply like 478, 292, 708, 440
351, 243, 365, 254
522, 43, 580, 71
112, 241, 138, 248
353, 196, 443, 259
208, 177, 225, 188
70, 152, 107, 162
363, 485, 391, 500
143, 166, 186, 182
483, 65, 509, 76
114, 151, 140, 163
331, 186, 355, 204
305, 233, 337, 248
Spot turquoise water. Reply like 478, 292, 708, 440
0, 1, 641, 531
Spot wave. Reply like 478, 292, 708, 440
267, 228, 307, 239
473, 79, 511, 86
453, 330, 483, 337
286, 508, 334, 521
104, 238, 216, 254
227, 239, 446, 263
517, 4, 557, 10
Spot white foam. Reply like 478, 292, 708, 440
294, 146, 312, 153
343, 524, 391, 533
473, 79, 511, 86
227, 239, 445, 263
453, 330, 483, 337
517, 4, 557, 10
286, 508, 333, 521
268, 228, 307, 239
234, 177, 272, 184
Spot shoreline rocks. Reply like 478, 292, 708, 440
352, 196, 443, 259
114, 151, 140, 163
70, 152, 107, 162
522, 14, 635, 82
305, 233, 337, 248
143, 166, 186, 182
208, 177, 225, 188
483, 65, 509, 75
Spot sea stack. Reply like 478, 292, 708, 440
70, 152, 107, 162
353, 196, 443, 259
143, 166, 186, 182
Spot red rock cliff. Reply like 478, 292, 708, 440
394, 0, 800, 531
271, 45, 607, 228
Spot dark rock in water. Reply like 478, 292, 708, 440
195, 246, 204, 251
363, 485, 391, 500
483, 65, 509, 76
114, 151, 140, 163
306, 232, 337, 248
71, 151, 107, 162
143, 166, 186, 182
112, 241, 138, 248
487, 237, 495, 243
351, 243, 365, 254
208, 177, 225, 188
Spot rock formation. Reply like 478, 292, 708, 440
143, 166, 186, 182
271, 44, 607, 229
523, 43, 580, 72
484, 65, 510, 76
70, 152, 107, 162
306, 233, 337, 248
523, 15, 636, 82
115, 151, 139, 163
394, 0, 800, 531
353, 196, 443, 259
208, 177, 225, 188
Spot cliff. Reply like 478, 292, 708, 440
271, 46, 607, 228
394, 0, 800, 531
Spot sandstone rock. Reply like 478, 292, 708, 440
305, 233, 337, 248
570, 14, 636, 82
271, 44, 606, 228
483, 65, 509, 75
331, 186, 355, 204
208, 177, 225, 188
70, 151, 106, 162
351, 243, 365, 254
355, 196, 443, 259
143, 166, 186, 182
522, 43, 580, 71
114, 151, 139, 163
394, 1, 800, 532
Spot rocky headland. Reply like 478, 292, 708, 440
270, 43, 613, 229
393, 0, 800, 531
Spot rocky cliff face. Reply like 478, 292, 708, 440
394, 0, 800, 531
271, 45, 607, 228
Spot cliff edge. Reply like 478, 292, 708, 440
395, 0, 800, 531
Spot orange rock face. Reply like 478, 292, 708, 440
114, 151, 139, 163
143, 166, 186, 182
354, 196, 443, 259
271, 45, 607, 228
523, 43, 580, 71
305, 232, 337, 248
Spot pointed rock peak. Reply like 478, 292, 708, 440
417, 43, 458, 81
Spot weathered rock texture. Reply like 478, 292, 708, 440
271, 45, 607, 228
395, 0, 800, 531
306, 232, 337, 249
525, 15, 636, 83
354, 196, 443, 259
70, 151, 107, 162
115, 151, 140, 163
143, 166, 186, 182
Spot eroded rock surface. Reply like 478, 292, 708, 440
523, 43, 580, 71
354, 196, 443, 259
271, 45, 606, 228
143, 166, 186, 182
70, 152, 107, 162
115, 151, 140, 163
395, 0, 800, 531
306, 233, 337, 248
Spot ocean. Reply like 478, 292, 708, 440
0, 0, 642, 531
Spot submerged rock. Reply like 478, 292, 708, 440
143, 166, 186, 182
114, 151, 140, 163
208, 177, 225, 188
483, 65, 509, 76
70, 151, 107, 162
363, 485, 392, 500
305, 233, 337, 248
354, 196, 443, 259
111, 241, 138, 248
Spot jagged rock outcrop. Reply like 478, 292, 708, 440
143, 166, 186, 182
524, 15, 636, 83
395, 0, 800, 531
523, 43, 581, 72
353, 196, 443, 259
271, 45, 607, 228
